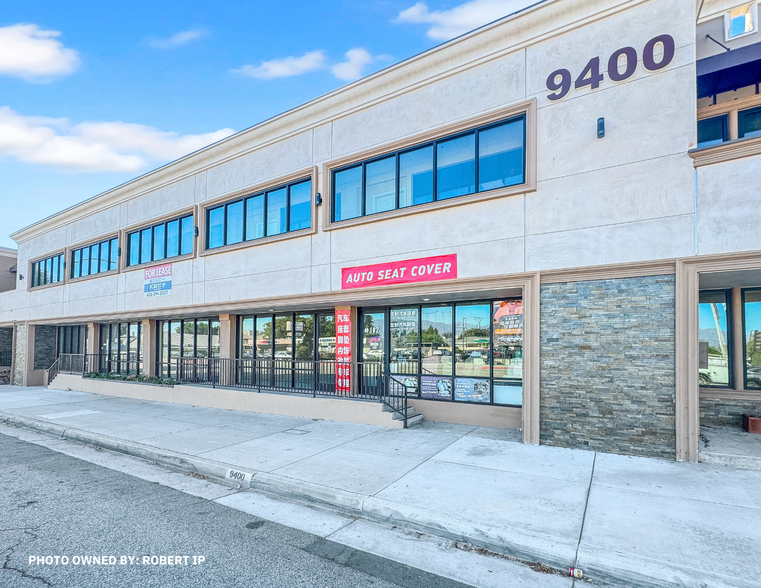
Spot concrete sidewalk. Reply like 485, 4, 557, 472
1, 385, 759, 587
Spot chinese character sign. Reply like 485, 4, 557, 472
335, 309, 352, 394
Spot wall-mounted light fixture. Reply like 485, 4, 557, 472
315, 193, 323, 206
194, 226, 200, 237
19, 274, 24, 281
597, 117, 605, 139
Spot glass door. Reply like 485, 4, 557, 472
360, 310, 387, 395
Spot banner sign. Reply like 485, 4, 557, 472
341, 254, 457, 290
335, 309, 352, 394
454, 378, 491, 403
144, 263, 172, 298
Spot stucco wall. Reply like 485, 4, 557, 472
12, 325, 26, 386
1, 0, 700, 327
540, 275, 677, 459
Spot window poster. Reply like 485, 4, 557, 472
391, 376, 419, 397
421, 376, 453, 400
454, 378, 491, 403
335, 309, 352, 394
493, 300, 523, 342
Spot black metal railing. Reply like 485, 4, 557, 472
0, 350, 11, 367
175, 357, 386, 397
47, 357, 60, 384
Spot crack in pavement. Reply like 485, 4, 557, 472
1, 528, 53, 587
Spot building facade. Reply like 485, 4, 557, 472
2, 0, 760, 461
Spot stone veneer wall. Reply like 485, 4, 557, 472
33, 325, 57, 371
700, 398, 761, 427
12, 325, 25, 385
540, 275, 676, 460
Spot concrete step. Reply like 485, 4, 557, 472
699, 451, 761, 471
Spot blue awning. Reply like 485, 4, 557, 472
697, 41, 761, 98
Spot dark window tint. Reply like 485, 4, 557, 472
697, 115, 728, 148
739, 106, 761, 139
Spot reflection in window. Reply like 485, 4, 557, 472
289, 181, 312, 231
361, 312, 386, 362
70, 238, 118, 279
697, 116, 728, 148
365, 156, 396, 215
318, 315, 336, 360
421, 306, 453, 376
227, 200, 244, 245
207, 207, 225, 249
454, 304, 490, 378
334, 166, 363, 221
295, 314, 314, 360
390, 308, 419, 375
246, 195, 265, 241
744, 289, 761, 388
479, 120, 524, 190
267, 187, 287, 236
31, 252, 65, 288
437, 133, 476, 200
153, 224, 165, 261
739, 106, 761, 139
698, 290, 731, 387
256, 317, 273, 359
399, 146, 433, 208
240, 317, 254, 359
728, 3, 754, 38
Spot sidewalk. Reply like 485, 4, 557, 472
1, 385, 759, 587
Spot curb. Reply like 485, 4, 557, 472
1, 411, 582, 580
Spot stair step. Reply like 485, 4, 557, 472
406, 414, 425, 427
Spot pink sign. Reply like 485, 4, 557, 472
335, 309, 352, 394
144, 263, 172, 280
341, 254, 457, 290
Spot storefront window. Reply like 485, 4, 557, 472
698, 290, 731, 387
421, 306, 453, 376
318, 315, 336, 360
240, 317, 254, 359
295, 315, 314, 360
97, 322, 142, 375
744, 289, 761, 388
390, 308, 419, 375
454, 304, 490, 377
256, 317, 272, 358
361, 312, 386, 362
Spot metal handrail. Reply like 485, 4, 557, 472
47, 357, 60, 385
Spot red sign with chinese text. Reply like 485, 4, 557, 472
335, 309, 352, 394
341, 254, 457, 290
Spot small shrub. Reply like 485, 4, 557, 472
83, 372, 175, 387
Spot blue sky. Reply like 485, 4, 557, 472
0, 0, 533, 249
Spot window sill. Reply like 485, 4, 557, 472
699, 387, 761, 401
324, 183, 532, 232
28, 281, 64, 292
199, 226, 316, 258
689, 135, 761, 167
123, 253, 194, 272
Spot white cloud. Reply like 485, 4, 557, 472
234, 51, 327, 80
150, 28, 208, 49
0, 106, 235, 172
331, 48, 375, 81
0, 24, 80, 81
395, 0, 533, 40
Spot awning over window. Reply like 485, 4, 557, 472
697, 41, 761, 98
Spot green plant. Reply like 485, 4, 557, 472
83, 372, 175, 387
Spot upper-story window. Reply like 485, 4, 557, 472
206, 178, 312, 250
726, 3, 757, 40
31, 253, 64, 288
71, 238, 118, 279
739, 105, 761, 138
697, 114, 729, 147
127, 214, 193, 267
331, 115, 525, 222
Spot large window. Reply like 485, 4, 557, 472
206, 178, 312, 250
332, 115, 526, 222
57, 325, 86, 356
697, 115, 728, 148
31, 253, 65, 288
699, 291, 731, 387
98, 322, 142, 375
739, 105, 761, 139
367, 299, 523, 406
71, 238, 118, 279
128, 214, 193, 267
158, 318, 220, 378
726, 3, 756, 39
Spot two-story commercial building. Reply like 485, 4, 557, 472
2, 0, 760, 462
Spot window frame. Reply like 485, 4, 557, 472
324, 100, 536, 230
199, 168, 317, 257
698, 288, 734, 389
724, 2, 758, 41
125, 212, 195, 269
68, 236, 120, 282
28, 251, 66, 290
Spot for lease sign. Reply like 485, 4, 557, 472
341, 254, 457, 290
144, 263, 172, 298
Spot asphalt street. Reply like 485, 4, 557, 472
0, 432, 472, 588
